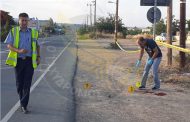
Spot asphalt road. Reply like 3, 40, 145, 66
0, 27, 77, 122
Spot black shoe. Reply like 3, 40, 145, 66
152, 87, 160, 90
21, 107, 29, 114
139, 86, 146, 89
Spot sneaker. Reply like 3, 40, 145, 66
21, 107, 29, 114
152, 87, 160, 90
139, 86, 146, 89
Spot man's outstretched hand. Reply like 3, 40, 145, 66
18, 49, 28, 54
136, 60, 141, 67
147, 58, 154, 66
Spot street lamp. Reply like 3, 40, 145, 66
92, 0, 96, 25
108, 1, 115, 4
87, 3, 93, 27
108, 0, 119, 44
92, 0, 97, 38
108, 1, 116, 15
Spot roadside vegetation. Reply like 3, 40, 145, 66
0, 10, 16, 42
77, 14, 127, 40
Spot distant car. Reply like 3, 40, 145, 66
155, 33, 167, 42
155, 33, 175, 42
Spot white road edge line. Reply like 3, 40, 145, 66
0, 67, 13, 70
1, 41, 72, 122
0, 50, 9, 54
40, 41, 50, 45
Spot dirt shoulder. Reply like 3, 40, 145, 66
74, 38, 190, 122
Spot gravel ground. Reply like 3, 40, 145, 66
74, 38, 190, 122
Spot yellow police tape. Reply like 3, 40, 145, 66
115, 42, 140, 53
116, 40, 190, 54
156, 40, 190, 54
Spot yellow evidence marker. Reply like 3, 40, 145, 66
128, 85, 135, 93
83, 83, 92, 90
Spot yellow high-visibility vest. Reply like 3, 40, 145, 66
5, 26, 39, 69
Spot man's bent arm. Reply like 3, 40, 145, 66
7, 44, 20, 53
152, 47, 159, 60
139, 48, 144, 61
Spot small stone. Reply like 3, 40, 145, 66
108, 95, 112, 98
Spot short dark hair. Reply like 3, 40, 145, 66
138, 36, 145, 42
19, 13, 29, 18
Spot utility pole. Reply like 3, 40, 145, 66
92, 0, 97, 38
167, 0, 173, 66
90, 4, 92, 27
153, 0, 157, 40
114, 0, 119, 44
86, 14, 89, 31
179, 0, 186, 68
87, 3, 93, 27
93, 0, 96, 25
84, 17, 86, 28
87, 14, 89, 27
94, 0, 97, 37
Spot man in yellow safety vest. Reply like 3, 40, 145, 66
4, 13, 40, 114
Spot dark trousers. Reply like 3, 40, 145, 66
15, 57, 34, 109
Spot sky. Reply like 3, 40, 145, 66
0, 0, 190, 27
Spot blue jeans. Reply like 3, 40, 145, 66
141, 57, 162, 88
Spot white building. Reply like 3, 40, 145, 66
28, 17, 39, 30
142, 28, 151, 33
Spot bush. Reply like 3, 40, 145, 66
109, 42, 120, 49
173, 54, 190, 70
77, 34, 89, 40
121, 27, 127, 39
174, 54, 190, 64
77, 27, 88, 35
89, 32, 96, 39
1, 29, 9, 42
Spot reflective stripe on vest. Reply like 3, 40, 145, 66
31, 29, 38, 69
5, 27, 38, 69
5, 27, 19, 67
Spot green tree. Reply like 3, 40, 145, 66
155, 19, 166, 35
121, 27, 128, 38
172, 19, 180, 35
96, 14, 125, 34
77, 26, 88, 35
127, 27, 142, 35
48, 18, 54, 27
42, 18, 55, 33
0, 10, 16, 42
